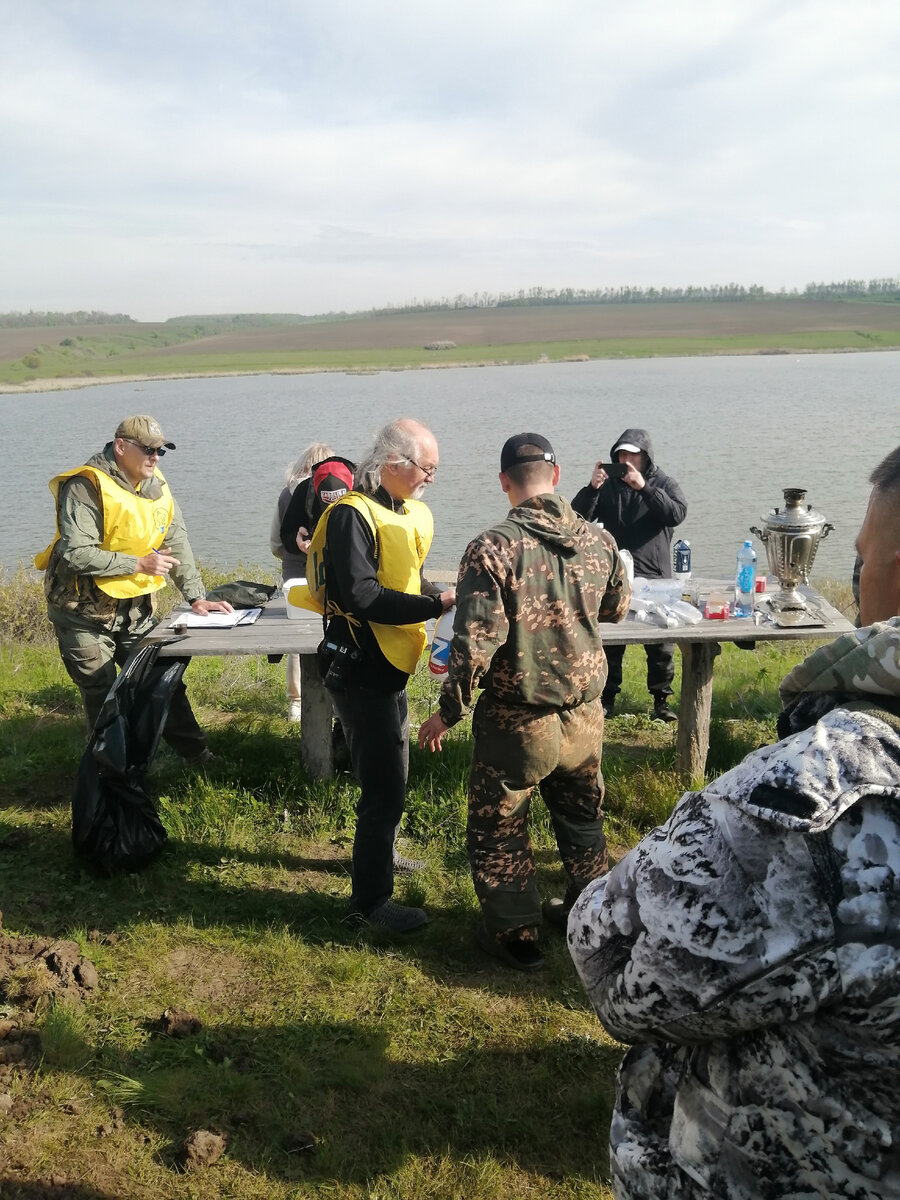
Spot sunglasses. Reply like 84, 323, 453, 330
124, 439, 166, 457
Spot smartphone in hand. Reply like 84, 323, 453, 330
601, 462, 629, 479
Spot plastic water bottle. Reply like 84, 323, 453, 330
673, 539, 691, 582
429, 606, 456, 676
735, 540, 757, 617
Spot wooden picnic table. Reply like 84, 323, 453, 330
144, 580, 854, 781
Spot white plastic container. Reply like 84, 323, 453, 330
283, 577, 309, 619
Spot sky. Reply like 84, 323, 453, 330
2, 0, 899, 322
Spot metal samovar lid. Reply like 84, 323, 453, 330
761, 488, 829, 536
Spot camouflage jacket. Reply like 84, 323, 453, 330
438, 493, 630, 726
43, 445, 204, 629
568, 618, 900, 1200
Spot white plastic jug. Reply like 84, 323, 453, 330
428, 606, 456, 676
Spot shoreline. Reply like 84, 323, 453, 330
0, 343, 896, 396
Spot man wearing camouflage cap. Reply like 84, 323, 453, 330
418, 433, 631, 971
567, 444, 900, 1199
35, 415, 232, 761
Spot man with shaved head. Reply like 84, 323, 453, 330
568, 445, 900, 1199
309, 418, 455, 932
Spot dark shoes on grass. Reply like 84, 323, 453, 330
605, 695, 678, 722
476, 923, 544, 973
182, 747, 216, 767
542, 897, 572, 931
345, 899, 429, 933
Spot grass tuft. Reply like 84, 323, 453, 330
40, 997, 94, 1070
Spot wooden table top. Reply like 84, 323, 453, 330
145, 580, 854, 658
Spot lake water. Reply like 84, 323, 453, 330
5, 352, 899, 583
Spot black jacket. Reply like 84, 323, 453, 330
571, 428, 686, 579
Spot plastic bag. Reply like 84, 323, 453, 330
205, 580, 276, 608
628, 593, 703, 628
72, 641, 188, 873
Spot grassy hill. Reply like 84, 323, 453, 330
2, 300, 900, 389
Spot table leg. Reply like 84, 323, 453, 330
675, 641, 720, 781
299, 654, 334, 779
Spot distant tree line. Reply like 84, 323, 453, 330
0, 310, 135, 327
4, 275, 899, 330
372, 276, 900, 315
802, 277, 900, 300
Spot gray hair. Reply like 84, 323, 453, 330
870, 445, 900, 503
355, 420, 428, 495
284, 442, 334, 490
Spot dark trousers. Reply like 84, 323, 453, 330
328, 683, 409, 913
603, 641, 675, 702
467, 693, 608, 941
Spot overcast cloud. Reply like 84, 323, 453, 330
2, 0, 898, 320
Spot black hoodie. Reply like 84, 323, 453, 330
571, 427, 686, 578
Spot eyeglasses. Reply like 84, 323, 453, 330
406, 459, 437, 479
124, 439, 166, 457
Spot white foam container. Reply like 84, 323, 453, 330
283, 577, 308, 619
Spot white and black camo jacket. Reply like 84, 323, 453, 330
568, 618, 900, 1200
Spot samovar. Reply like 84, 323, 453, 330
750, 489, 834, 611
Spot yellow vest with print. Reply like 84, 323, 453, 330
290, 491, 433, 675
34, 466, 174, 599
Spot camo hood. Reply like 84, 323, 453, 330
502, 492, 597, 556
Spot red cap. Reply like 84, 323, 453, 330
313, 460, 354, 506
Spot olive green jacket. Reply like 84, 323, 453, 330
43, 444, 205, 628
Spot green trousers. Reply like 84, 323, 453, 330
466, 693, 608, 941
50, 603, 207, 760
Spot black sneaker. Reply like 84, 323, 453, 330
182, 747, 216, 767
652, 698, 677, 723
475, 923, 544, 972
602, 698, 615, 719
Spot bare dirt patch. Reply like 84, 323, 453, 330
0, 927, 98, 1011
163, 946, 252, 1005
181, 1128, 228, 1170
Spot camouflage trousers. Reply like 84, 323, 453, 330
49, 603, 207, 760
466, 693, 607, 941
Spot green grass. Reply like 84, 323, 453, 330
0, 575, 853, 1197
5, 328, 900, 386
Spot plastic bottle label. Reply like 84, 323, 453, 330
429, 634, 451, 676
674, 542, 691, 575
737, 565, 755, 593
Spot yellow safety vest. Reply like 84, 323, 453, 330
290, 491, 434, 675
34, 466, 174, 599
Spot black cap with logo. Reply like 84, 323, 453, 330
500, 432, 557, 473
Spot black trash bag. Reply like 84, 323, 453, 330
73, 641, 189, 873
205, 580, 276, 608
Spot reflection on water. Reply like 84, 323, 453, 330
7, 351, 898, 584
